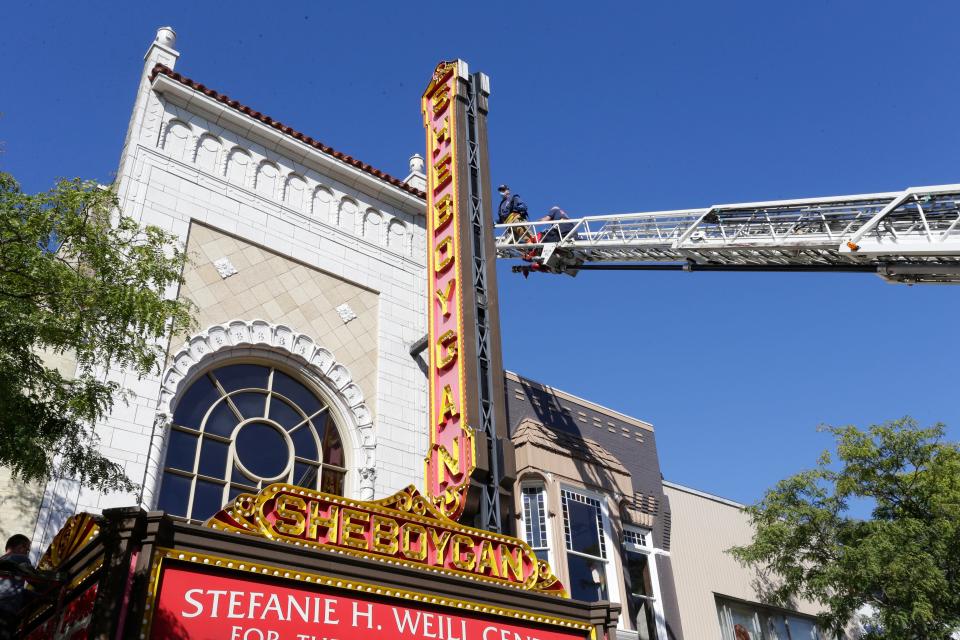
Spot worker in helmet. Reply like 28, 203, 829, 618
539, 206, 575, 243
497, 185, 531, 243
497, 184, 528, 224
521, 206, 577, 266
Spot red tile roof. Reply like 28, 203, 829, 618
149, 64, 426, 200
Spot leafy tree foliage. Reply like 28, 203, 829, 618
0, 172, 193, 492
730, 418, 960, 639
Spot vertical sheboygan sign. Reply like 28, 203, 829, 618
422, 60, 514, 531
423, 62, 475, 521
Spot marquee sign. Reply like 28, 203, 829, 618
23, 582, 98, 640
422, 60, 477, 521
146, 555, 590, 640
206, 483, 564, 596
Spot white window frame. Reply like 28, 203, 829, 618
622, 524, 669, 640
519, 483, 554, 567
559, 485, 620, 605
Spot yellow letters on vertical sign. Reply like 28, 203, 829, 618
422, 62, 476, 521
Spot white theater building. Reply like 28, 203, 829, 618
7, 27, 433, 557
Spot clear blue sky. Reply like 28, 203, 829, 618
3, 1, 957, 507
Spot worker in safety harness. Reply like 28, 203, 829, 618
539, 206, 575, 243
519, 206, 577, 273
496, 184, 531, 243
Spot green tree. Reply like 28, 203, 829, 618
730, 417, 960, 639
0, 172, 193, 493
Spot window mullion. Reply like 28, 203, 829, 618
284, 402, 326, 434
224, 395, 245, 422
264, 368, 274, 415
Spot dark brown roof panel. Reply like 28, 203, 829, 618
149, 63, 426, 200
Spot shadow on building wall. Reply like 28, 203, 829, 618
0, 472, 46, 546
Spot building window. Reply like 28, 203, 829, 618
624, 528, 649, 548
623, 526, 660, 640
716, 597, 824, 640
521, 485, 550, 562
561, 488, 608, 602
157, 363, 347, 522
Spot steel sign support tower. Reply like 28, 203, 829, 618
464, 70, 512, 533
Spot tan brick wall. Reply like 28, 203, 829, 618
177, 222, 378, 414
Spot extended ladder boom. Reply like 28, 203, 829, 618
494, 184, 960, 284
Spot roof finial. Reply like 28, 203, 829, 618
155, 26, 177, 49
409, 154, 425, 174
404, 154, 426, 192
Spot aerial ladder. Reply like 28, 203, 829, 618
494, 184, 960, 284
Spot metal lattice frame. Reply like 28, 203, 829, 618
465, 72, 502, 532
495, 184, 960, 284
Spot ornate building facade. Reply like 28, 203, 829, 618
30, 27, 430, 557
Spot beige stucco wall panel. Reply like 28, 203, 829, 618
177, 222, 378, 414
664, 483, 824, 638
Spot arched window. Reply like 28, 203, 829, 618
156, 363, 346, 522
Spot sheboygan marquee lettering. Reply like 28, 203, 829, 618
206, 484, 564, 595
422, 61, 475, 521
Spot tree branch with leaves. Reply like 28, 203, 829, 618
730, 417, 960, 639
0, 172, 194, 492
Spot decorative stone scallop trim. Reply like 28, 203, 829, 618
157, 319, 376, 498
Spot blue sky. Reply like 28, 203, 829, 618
2, 1, 957, 507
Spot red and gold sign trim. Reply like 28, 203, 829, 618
141, 548, 593, 640
22, 521, 103, 636
37, 512, 100, 572
422, 60, 476, 521
205, 483, 565, 597
19, 558, 103, 635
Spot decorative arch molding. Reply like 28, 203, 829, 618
283, 173, 307, 211
225, 147, 252, 186
255, 160, 280, 199
387, 217, 410, 255
193, 133, 222, 173
153, 319, 376, 500
312, 185, 334, 223
338, 196, 358, 231
517, 469, 552, 485
363, 208, 383, 243
161, 119, 193, 162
